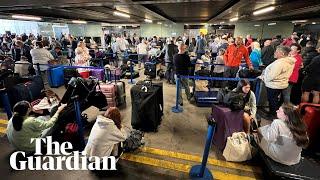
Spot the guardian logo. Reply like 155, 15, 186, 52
10, 136, 116, 170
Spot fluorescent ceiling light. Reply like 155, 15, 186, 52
144, 19, 152, 23
12, 14, 41, 21
253, 6, 275, 16
118, 26, 122, 28
220, 21, 225, 24
185, 24, 189, 26
113, 11, 130, 18
312, 22, 316, 24
72, 20, 87, 24
292, 20, 307, 23
213, 24, 217, 25
157, 22, 162, 25
268, 22, 276, 26
230, 17, 239, 22
254, 24, 261, 27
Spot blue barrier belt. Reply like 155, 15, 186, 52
179, 75, 257, 81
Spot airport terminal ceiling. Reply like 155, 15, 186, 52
0, 0, 319, 24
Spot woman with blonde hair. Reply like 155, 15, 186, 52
74, 41, 90, 66
249, 41, 262, 69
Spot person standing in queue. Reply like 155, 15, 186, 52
173, 41, 194, 106
223, 37, 253, 88
261, 46, 295, 118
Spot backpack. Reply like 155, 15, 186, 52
123, 130, 144, 152
217, 88, 245, 111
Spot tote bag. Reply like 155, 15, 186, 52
223, 132, 252, 162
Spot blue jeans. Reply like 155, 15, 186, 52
266, 87, 283, 115
175, 75, 193, 104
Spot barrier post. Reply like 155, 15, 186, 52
254, 78, 261, 103
36, 63, 41, 75
171, 76, 183, 113
128, 59, 136, 84
189, 117, 216, 180
72, 95, 85, 150
0, 89, 12, 119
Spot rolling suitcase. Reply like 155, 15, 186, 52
136, 80, 163, 113
299, 103, 320, 150
90, 68, 104, 81
98, 83, 117, 108
104, 67, 126, 106
114, 81, 126, 106
47, 66, 64, 88
131, 82, 163, 132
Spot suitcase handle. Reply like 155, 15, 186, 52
299, 103, 320, 115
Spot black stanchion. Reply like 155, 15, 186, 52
189, 117, 216, 179
36, 63, 41, 75
72, 95, 85, 150
0, 89, 12, 119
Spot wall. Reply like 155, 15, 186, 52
234, 21, 294, 39
0, 19, 39, 35
140, 23, 184, 37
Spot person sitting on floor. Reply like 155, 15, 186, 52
84, 107, 131, 160
6, 101, 66, 152
234, 79, 257, 133
257, 103, 309, 165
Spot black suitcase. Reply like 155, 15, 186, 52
136, 80, 163, 113
131, 83, 163, 132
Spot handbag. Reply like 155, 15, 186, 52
223, 132, 252, 162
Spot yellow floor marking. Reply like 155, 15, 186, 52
140, 146, 260, 173
0, 126, 6, 134
0, 119, 8, 125
121, 154, 257, 180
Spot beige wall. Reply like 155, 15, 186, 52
234, 21, 294, 39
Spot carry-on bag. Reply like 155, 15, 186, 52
131, 82, 163, 132
47, 66, 64, 88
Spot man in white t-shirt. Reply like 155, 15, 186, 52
136, 39, 148, 69
30, 41, 55, 83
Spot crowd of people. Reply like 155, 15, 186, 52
2, 29, 320, 167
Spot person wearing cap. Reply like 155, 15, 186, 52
282, 32, 298, 47
223, 37, 253, 88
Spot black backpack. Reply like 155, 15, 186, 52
123, 130, 144, 152
217, 88, 245, 111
